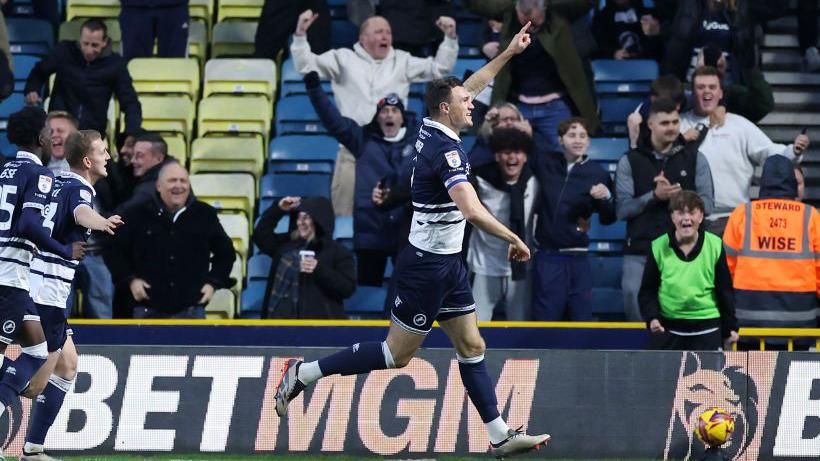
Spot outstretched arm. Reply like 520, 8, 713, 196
463, 22, 532, 99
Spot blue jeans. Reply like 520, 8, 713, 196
74, 254, 113, 319
531, 251, 592, 321
517, 98, 573, 154
133, 305, 206, 319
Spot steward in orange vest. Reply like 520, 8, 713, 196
723, 156, 820, 328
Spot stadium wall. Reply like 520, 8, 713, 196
1, 346, 817, 460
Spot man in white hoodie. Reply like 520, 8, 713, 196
291, 10, 459, 216
679, 66, 810, 236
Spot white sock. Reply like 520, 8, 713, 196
24, 442, 43, 454
486, 416, 511, 445
297, 361, 323, 385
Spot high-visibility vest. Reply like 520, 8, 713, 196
723, 199, 820, 327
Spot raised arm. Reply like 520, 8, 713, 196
463, 22, 532, 99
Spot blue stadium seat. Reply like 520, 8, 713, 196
275, 95, 325, 135
589, 255, 624, 319
326, 0, 347, 18
13, 54, 40, 92
7, 18, 53, 56
462, 135, 477, 152
344, 285, 387, 317
331, 19, 358, 49
587, 214, 626, 253
407, 96, 424, 118
240, 280, 266, 318
452, 58, 484, 80
591, 59, 658, 95
599, 97, 642, 136
279, 58, 332, 96
259, 172, 332, 212
457, 21, 485, 57
588, 137, 628, 174
269, 134, 337, 162
410, 82, 426, 97
333, 215, 353, 240
0, 93, 26, 129
247, 254, 271, 281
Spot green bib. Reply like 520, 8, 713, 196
651, 232, 722, 320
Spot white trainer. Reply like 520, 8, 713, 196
274, 358, 306, 417
490, 426, 551, 459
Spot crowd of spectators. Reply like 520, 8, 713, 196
0, 0, 815, 341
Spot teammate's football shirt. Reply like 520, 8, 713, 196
407, 118, 471, 254
0, 151, 54, 290
29, 171, 93, 308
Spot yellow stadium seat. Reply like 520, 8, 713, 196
230, 255, 244, 290
189, 0, 214, 27
211, 21, 256, 58
217, 0, 263, 22
188, 21, 208, 68
190, 173, 256, 218
59, 18, 122, 52
206, 289, 235, 319
204, 58, 277, 100
128, 58, 200, 99
66, 0, 119, 21
218, 213, 250, 261
131, 94, 195, 140
190, 137, 264, 179
164, 134, 188, 165
198, 95, 271, 146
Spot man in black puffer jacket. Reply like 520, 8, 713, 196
24, 19, 142, 137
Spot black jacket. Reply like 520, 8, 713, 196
113, 158, 171, 216
107, 193, 236, 313
253, 197, 356, 319
24, 41, 142, 135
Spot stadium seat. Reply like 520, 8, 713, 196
198, 94, 271, 135
131, 95, 195, 155
13, 55, 40, 93
190, 173, 256, 218
188, 20, 208, 67
203, 58, 277, 100
452, 58, 485, 80
65, 0, 120, 21
248, 254, 271, 281
589, 255, 624, 319
274, 95, 324, 135
218, 213, 250, 260
189, 0, 214, 30
240, 280, 266, 318
457, 21, 485, 57
409, 81, 426, 97
407, 96, 424, 118
588, 137, 628, 174
190, 137, 265, 179
7, 18, 53, 57
58, 18, 121, 53
279, 58, 332, 96
331, 19, 358, 49
259, 172, 331, 212
0, 93, 25, 130
164, 135, 188, 164
587, 214, 626, 253
344, 286, 387, 318
128, 58, 200, 100
599, 97, 643, 136
461, 135, 477, 152
268, 135, 338, 170
211, 21, 257, 57
217, 0, 263, 22
206, 288, 235, 319
591, 59, 659, 95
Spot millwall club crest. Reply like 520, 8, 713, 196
37, 175, 52, 194
444, 150, 461, 168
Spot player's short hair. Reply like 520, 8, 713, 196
134, 132, 168, 159
81, 18, 108, 39
46, 110, 79, 129
691, 65, 724, 90
669, 190, 705, 214
425, 76, 463, 118
7, 106, 47, 147
489, 126, 533, 155
557, 117, 590, 137
65, 130, 102, 168
359, 15, 389, 35
650, 75, 685, 106
649, 97, 680, 116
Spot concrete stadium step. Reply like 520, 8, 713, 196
773, 90, 820, 110
803, 166, 820, 185
765, 16, 820, 34
763, 33, 800, 48
761, 50, 803, 71
761, 126, 814, 143
764, 71, 820, 87
758, 111, 820, 126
